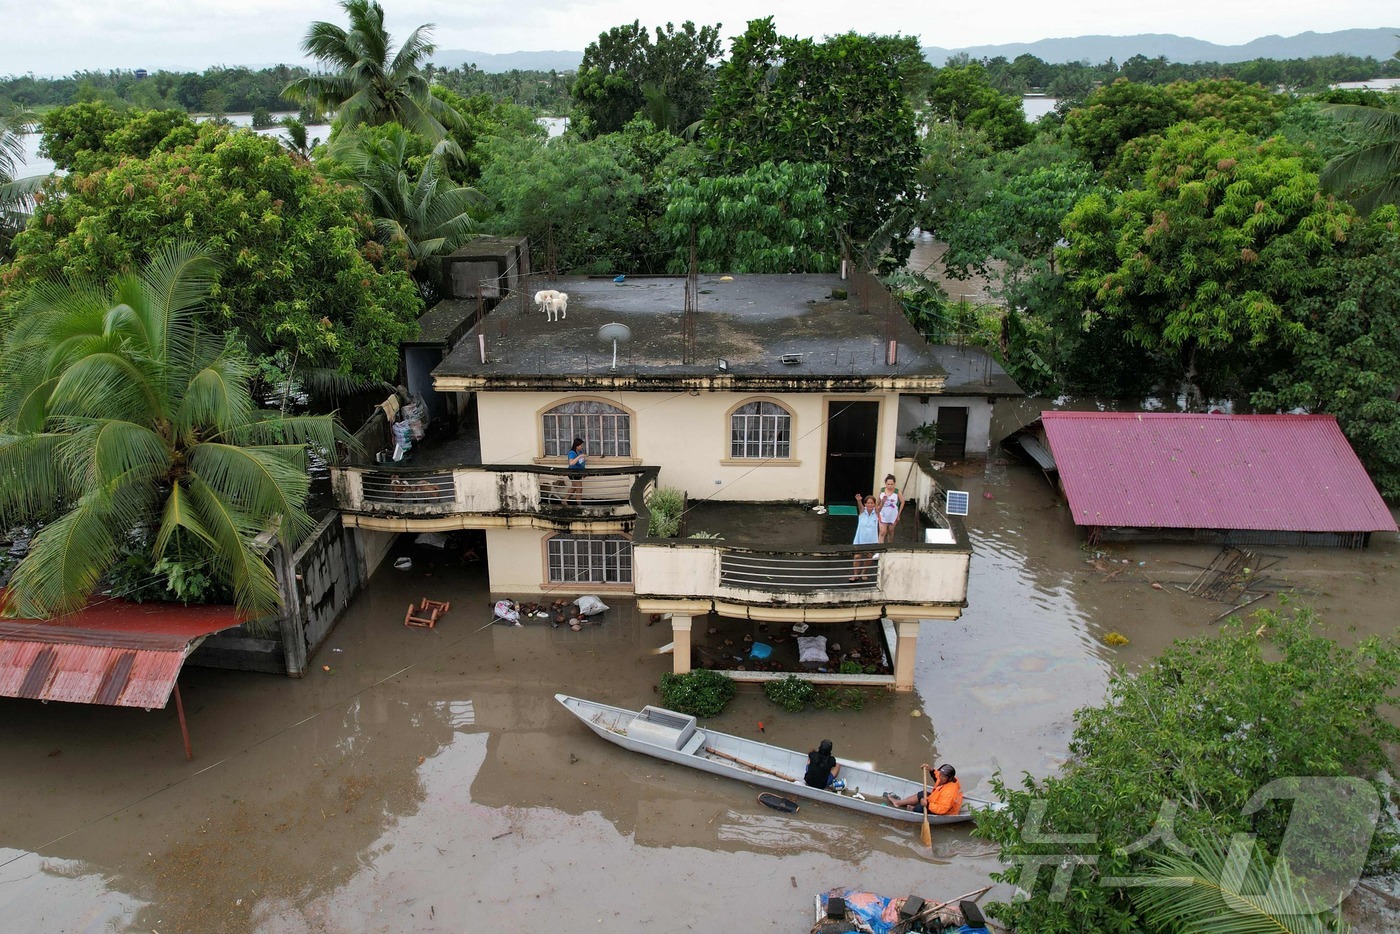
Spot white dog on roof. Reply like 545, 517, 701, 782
534, 289, 568, 322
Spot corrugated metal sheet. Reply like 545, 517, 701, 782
1040, 413, 1398, 533
0, 600, 242, 710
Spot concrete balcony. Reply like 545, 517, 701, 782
331, 464, 655, 532
633, 456, 970, 620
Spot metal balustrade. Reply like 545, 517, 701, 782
719, 552, 879, 592
361, 471, 457, 506
333, 464, 649, 519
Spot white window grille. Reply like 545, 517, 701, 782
542, 401, 632, 457
546, 535, 633, 584
730, 401, 792, 459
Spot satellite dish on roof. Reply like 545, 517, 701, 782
597, 322, 632, 370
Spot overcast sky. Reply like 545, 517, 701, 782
1, 0, 1396, 76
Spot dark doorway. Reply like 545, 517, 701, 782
824, 401, 879, 503
935, 406, 969, 459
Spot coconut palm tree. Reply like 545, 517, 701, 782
1128, 836, 1349, 933
329, 125, 484, 301
1321, 102, 1400, 215
283, 0, 463, 142
0, 244, 349, 619
0, 103, 43, 262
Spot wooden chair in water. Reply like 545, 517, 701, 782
404, 598, 451, 629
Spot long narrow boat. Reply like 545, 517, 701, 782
556, 694, 1001, 824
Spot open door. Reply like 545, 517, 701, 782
935, 406, 969, 460
824, 401, 879, 503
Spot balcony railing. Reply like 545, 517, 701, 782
633, 455, 970, 608
332, 464, 653, 522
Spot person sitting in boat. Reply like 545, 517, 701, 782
804, 740, 846, 790
886, 764, 962, 815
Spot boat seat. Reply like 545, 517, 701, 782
678, 732, 706, 756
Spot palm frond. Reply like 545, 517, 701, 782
188, 442, 313, 544
153, 479, 220, 558
0, 433, 73, 525
3, 487, 144, 618
55, 419, 169, 492
184, 475, 284, 616
1128, 837, 1348, 934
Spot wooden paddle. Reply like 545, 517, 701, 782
705, 746, 798, 782
920, 765, 933, 849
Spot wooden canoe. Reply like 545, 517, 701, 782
556, 693, 1001, 825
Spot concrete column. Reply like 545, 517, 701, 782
671, 614, 693, 675
894, 619, 920, 692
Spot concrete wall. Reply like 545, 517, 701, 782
475, 390, 899, 504
190, 517, 393, 676
484, 526, 637, 597
896, 394, 994, 457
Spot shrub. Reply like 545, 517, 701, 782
659, 669, 736, 717
764, 675, 817, 712
646, 485, 685, 537
813, 687, 867, 711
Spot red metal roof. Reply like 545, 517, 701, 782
1040, 413, 1398, 533
0, 599, 242, 709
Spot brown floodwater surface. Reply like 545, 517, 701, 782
1, 459, 1396, 932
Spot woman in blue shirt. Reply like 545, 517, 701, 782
567, 437, 587, 504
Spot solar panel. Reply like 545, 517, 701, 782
945, 490, 970, 516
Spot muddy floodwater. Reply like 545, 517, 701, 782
2, 460, 1397, 932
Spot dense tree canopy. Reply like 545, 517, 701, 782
979, 608, 1400, 932
925, 63, 1032, 150
659, 161, 839, 273
3, 126, 421, 380
705, 18, 923, 248
1254, 208, 1400, 498
40, 102, 197, 171
570, 20, 722, 136
1058, 123, 1352, 405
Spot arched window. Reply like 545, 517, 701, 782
546, 535, 633, 584
730, 400, 792, 459
542, 400, 631, 457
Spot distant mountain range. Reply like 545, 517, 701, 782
431, 28, 1399, 73
921, 28, 1400, 66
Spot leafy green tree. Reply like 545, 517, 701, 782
1320, 101, 1400, 215
476, 132, 647, 274
0, 244, 348, 618
39, 102, 196, 172
571, 20, 722, 137
1253, 208, 1400, 498
705, 19, 923, 248
1164, 77, 1285, 138
1063, 79, 1184, 170
659, 161, 839, 273
430, 84, 544, 182
926, 62, 1032, 150
328, 124, 484, 302
283, 0, 462, 142
977, 607, 1400, 933
4, 126, 421, 381
1058, 123, 1352, 407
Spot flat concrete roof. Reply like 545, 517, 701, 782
433, 274, 962, 392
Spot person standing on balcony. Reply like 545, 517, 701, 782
568, 437, 587, 505
877, 474, 904, 543
852, 494, 879, 581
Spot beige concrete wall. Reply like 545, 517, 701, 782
485, 527, 548, 594
475, 390, 901, 503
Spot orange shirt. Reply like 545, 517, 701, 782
926, 777, 963, 815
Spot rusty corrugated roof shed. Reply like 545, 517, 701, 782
0, 599, 242, 709
1040, 412, 1398, 533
